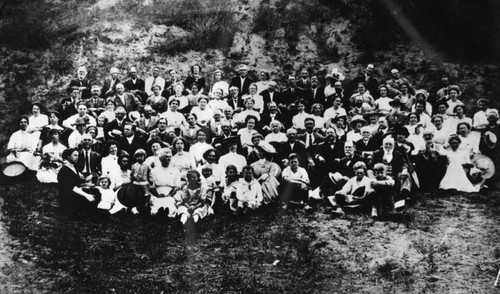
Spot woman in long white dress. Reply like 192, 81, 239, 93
439, 135, 479, 192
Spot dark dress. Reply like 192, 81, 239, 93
57, 165, 97, 214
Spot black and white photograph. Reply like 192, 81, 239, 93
0, 0, 500, 293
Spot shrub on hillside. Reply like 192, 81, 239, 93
145, 0, 237, 55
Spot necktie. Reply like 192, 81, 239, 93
85, 151, 91, 173
153, 77, 157, 86
307, 134, 312, 148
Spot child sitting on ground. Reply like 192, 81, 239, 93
369, 163, 395, 219
96, 175, 116, 212
222, 165, 240, 211
230, 165, 263, 215
175, 170, 214, 227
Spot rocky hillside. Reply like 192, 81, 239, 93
0, 0, 499, 150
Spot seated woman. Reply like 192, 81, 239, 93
39, 110, 65, 147
186, 82, 206, 108
280, 153, 310, 209
209, 69, 229, 99
233, 98, 260, 126
292, 99, 312, 131
238, 115, 260, 150
28, 102, 49, 143
189, 130, 212, 168
161, 99, 187, 135
146, 84, 168, 114
208, 89, 229, 114
251, 141, 281, 204
242, 83, 264, 114
197, 148, 225, 187
439, 135, 479, 192
175, 170, 214, 227
171, 137, 193, 179
149, 149, 182, 217
229, 165, 263, 215
264, 120, 287, 144
329, 161, 372, 217
190, 97, 213, 127
144, 140, 163, 168
445, 85, 464, 116
6, 116, 41, 171
181, 113, 202, 146
168, 82, 189, 113
109, 154, 132, 191
37, 129, 66, 183
57, 148, 97, 215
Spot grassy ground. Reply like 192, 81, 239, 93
1, 176, 500, 293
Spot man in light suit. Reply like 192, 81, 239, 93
112, 83, 143, 113
101, 67, 121, 98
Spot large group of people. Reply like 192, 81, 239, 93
4, 63, 499, 228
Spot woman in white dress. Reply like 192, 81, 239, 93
149, 150, 182, 217
171, 137, 193, 179
209, 69, 229, 98
439, 135, 479, 192
242, 83, 264, 114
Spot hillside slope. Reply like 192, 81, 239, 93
0, 0, 499, 150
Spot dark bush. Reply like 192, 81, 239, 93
149, 0, 237, 55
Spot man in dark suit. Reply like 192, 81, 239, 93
134, 105, 159, 135
261, 81, 283, 112
281, 75, 303, 108
297, 117, 324, 149
112, 83, 143, 113
260, 102, 289, 134
311, 128, 345, 177
77, 134, 102, 177
230, 64, 253, 97
348, 64, 379, 99
212, 121, 239, 155
118, 123, 147, 159
368, 136, 411, 206
100, 67, 121, 98
354, 126, 381, 160
123, 66, 147, 103
296, 68, 311, 92
227, 86, 245, 111
302, 76, 326, 107
67, 66, 92, 100
104, 106, 130, 141
279, 128, 310, 169
147, 117, 174, 148
84, 86, 106, 118
335, 140, 365, 178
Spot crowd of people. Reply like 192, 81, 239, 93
4, 63, 499, 227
